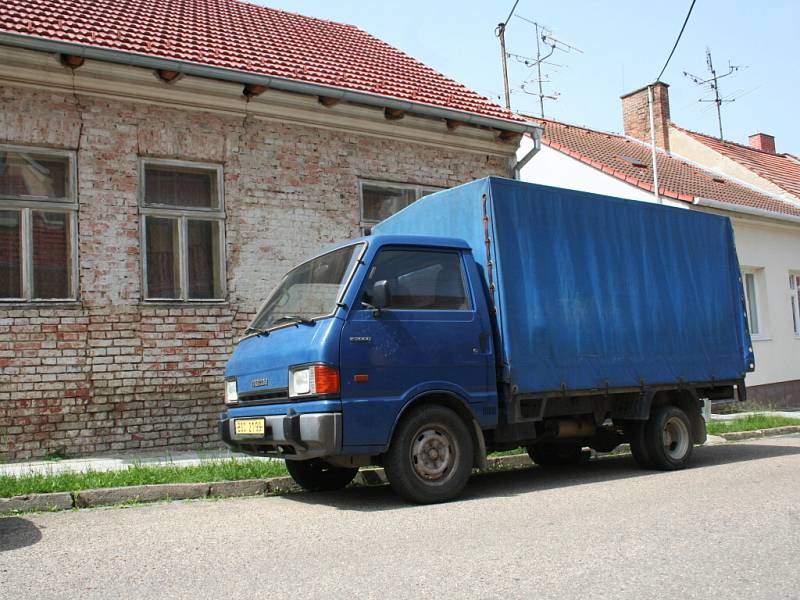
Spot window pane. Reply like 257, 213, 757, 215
144, 165, 217, 209
32, 211, 71, 298
187, 219, 223, 299
146, 217, 180, 298
362, 184, 416, 222
362, 250, 468, 310
744, 273, 759, 335
0, 210, 22, 298
0, 150, 69, 200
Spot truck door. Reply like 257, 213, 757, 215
340, 247, 492, 448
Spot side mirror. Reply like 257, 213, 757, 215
372, 280, 391, 312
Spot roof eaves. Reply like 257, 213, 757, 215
0, 30, 537, 134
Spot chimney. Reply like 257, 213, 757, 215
748, 133, 776, 154
621, 82, 671, 152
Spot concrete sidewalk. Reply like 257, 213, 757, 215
1, 410, 797, 479
0, 448, 272, 478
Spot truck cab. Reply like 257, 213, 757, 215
220, 235, 495, 502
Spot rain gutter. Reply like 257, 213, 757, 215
0, 31, 540, 136
693, 197, 800, 224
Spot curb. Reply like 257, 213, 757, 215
2, 427, 796, 515
719, 425, 800, 441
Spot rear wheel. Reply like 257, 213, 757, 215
383, 405, 473, 504
645, 405, 693, 470
285, 459, 359, 492
527, 442, 587, 467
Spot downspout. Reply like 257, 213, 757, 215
647, 84, 662, 204
512, 127, 543, 179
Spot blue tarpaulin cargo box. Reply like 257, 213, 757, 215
374, 177, 753, 396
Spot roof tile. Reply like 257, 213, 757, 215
0, 0, 521, 124
532, 117, 800, 218
673, 124, 800, 202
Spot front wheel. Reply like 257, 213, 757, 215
285, 459, 359, 492
383, 405, 474, 504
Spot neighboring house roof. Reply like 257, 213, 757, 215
673, 124, 800, 201
531, 117, 800, 219
0, 0, 524, 127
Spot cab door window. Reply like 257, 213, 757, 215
361, 249, 469, 310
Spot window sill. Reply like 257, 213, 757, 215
140, 300, 230, 308
0, 300, 82, 309
751, 335, 772, 342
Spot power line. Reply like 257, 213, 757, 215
655, 0, 697, 82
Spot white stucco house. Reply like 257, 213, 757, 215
518, 82, 800, 407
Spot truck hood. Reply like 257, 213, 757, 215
225, 317, 342, 397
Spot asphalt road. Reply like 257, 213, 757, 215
2, 435, 800, 600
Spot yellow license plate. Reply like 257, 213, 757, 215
234, 418, 265, 436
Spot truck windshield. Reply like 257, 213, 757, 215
249, 243, 364, 332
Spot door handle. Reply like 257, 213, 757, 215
479, 332, 489, 353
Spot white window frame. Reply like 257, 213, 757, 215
139, 158, 226, 302
790, 271, 800, 338
358, 180, 443, 234
0, 144, 78, 302
741, 268, 767, 339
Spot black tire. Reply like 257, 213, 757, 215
627, 420, 655, 469
644, 405, 694, 470
527, 442, 587, 467
383, 405, 474, 504
285, 459, 359, 492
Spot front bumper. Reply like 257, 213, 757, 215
219, 411, 342, 460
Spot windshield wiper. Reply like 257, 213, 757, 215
244, 326, 270, 337
273, 315, 316, 326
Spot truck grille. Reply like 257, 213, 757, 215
236, 388, 290, 406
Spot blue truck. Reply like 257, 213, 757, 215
220, 177, 754, 503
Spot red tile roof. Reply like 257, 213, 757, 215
0, 0, 523, 125
673, 124, 800, 201
531, 117, 800, 218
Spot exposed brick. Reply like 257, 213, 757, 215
0, 82, 510, 460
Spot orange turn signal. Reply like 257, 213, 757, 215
313, 364, 340, 395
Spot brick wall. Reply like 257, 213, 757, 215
0, 83, 511, 460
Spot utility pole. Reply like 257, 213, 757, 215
684, 48, 742, 139
495, 0, 520, 111
497, 23, 511, 110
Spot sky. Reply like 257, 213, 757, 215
259, 0, 800, 155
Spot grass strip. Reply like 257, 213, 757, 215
0, 459, 288, 498
707, 414, 800, 436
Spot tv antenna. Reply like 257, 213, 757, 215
683, 47, 743, 139
512, 15, 582, 118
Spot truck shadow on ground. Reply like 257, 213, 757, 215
0, 517, 42, 552
283, 438, 800, 512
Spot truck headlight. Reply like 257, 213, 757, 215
225, 379, 239, 404
288, 364, 340, 398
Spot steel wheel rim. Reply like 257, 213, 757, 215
662, 416, 690, 460
409, 424, 457, 484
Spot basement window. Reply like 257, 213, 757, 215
140, 159, 225, 301
359, 181, 442, 235
0, 145, 78, 301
